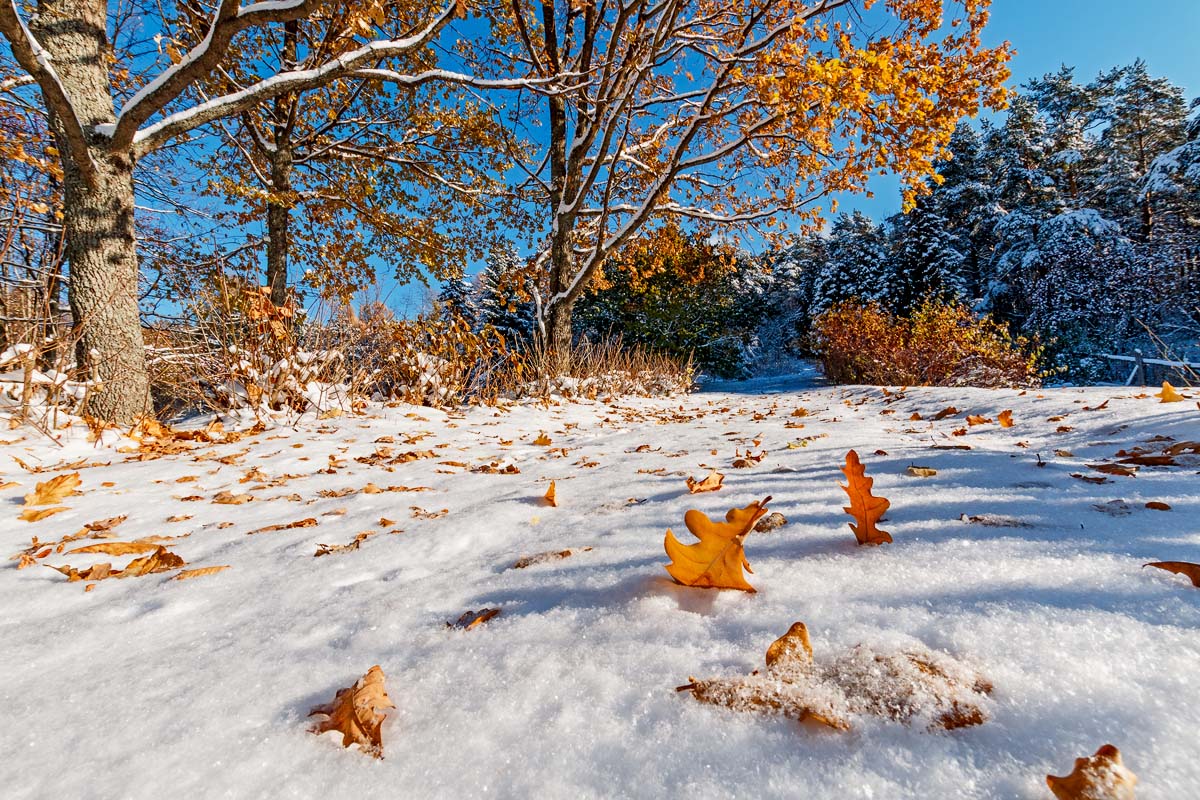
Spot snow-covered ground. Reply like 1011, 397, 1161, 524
2, 375, 1199, 799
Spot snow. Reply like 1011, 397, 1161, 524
2, 375, 1199, 798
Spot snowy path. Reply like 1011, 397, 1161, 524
2, 381, 1199, 798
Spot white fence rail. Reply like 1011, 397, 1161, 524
1100, 351, 1200, 386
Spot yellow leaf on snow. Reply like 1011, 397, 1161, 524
309, 665, 395, 758
67, 541, 161, 556
24, 472, 81, 506
686, 470, 725, 494
998, 409, 1014, 428
664, 497, 770, 592
19, 506, 69, 522
543, 481, 557, 507
532, 432, 553, 446
841, 450, 892, 545
1047, 744, 1137, 800
1158, 381, 1186, 403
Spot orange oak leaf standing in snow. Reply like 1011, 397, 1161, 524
664, 497, 771, 592
841, 450, 892, 545
309, 665, 395, 758
1047, 744, 1137, 799
998, 409, 1015, 428
1144, 561, 1200, 587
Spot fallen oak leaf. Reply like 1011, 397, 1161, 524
447, 608, 501, 630
543, 481, 558, 507
841, 451, 892, 546
1047, 744, 1137, 800
664, 497, 770, 592
933, 406, 959, 421
24, 472, 81, 506
906, 466, 937, 478
532, 432, 553, 446
308, 665, 395, 759
1144, 561, 1200, 587
686, 470, 725, 493
511, 548, 589, 569
1144, 501, 1171, 511
66, 541, 162, 556
315, 531, 375, 557
247, 518, 318, 535
966, 415, 992, 426
998, 409, 1014, 428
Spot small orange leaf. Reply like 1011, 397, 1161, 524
663, 497, 770, 592
172, 565, 231, 581
532, 432, 553, 446
309, 665, 395, 758
1144, 501, 1171, 511
840, 450, 891, 546
1047, 744, 1137, 800
1144, 561, 1200, 587
933, 406, 959, 420
67, 541, 161, 556
966, 415, 992, 426
686, 470, 724, 493
543, 481, 557, 507
998, 409, 1014, 428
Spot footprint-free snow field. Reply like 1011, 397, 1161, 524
2, 380, 1198, 798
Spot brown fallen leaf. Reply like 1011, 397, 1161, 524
19, 506, 69, 523
753, 512, 788, 533
315, 531, 375, 557
447, 608, 501, 630
85, 515, 127, 532
532, 432, 553, 446
543, 481, 558, 507
1144, 501, 1171, 511
679, 622, 991, 733
172, 565, 231, 581
121, 546, 186, 577
1047, 744, 1137, 800
686, 470, 725, 494
247, 518, 318, 535
1071, 473, 1109, 485
841, 451, 891, 546
1144, 561, 1200, 587
933, 406, 960, 421
308, 665, 395, 758
24, 472, 81, 506
906, 466, 937, 478
998, 409, 1014, 428
66, 541, 162, 556
966, 415, 992, 426
664, 497, 770, 592
1090, 463, 1137, 477
512, 548, 588, 569
213, 490, 253, 505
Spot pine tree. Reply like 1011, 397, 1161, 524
889, 196, 966, 315
477, 244, 536, 347
933, 121, 1001, 299
437, 275, 478, 324
810, 212, 888, 314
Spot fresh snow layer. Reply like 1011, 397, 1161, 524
2, 376, 1199, 799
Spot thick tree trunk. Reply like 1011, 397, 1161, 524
62, 152, 151, 424
266, 151, 293, 307
34, 0, 150, 424
545, 296, 574, 361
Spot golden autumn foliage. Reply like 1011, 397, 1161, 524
1047, 745, 1137, 800
309, 665, 395, 758
686, 470, 725, 494
23, 472, 81, 506
840, 451, 892, 546
812, 299, 1040, 388
664, 498, 771, 592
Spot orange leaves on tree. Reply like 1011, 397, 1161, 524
840, 450, 891, 545
1047, 745, 1137, 800
309, 665, 395, 759
686, 470, 724, 493
663, 497, 770, 592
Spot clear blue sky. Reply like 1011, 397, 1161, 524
843, 0, 1200, 220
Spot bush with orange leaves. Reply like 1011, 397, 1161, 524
811, 299, 1041, 388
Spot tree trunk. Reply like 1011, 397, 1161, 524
266, 150, 293, 307
62, 152, 151, 424
35, 0, 150, 424
545, 295, 574, 362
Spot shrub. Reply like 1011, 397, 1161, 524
810, 298, 1040, 387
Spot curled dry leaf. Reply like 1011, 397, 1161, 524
532, 432, 553, 446
24, 472, 81, 506
664, 497, 770, 592
1144, 561, 1200, 587
314, 531, 375, 557
48, 545, 185, 583
543, 481, 558, 507
213, 490, 253, 505
85, 515, 127, 532
679, 622, 992, 733
172, 565, 231, 581
933, 406, 960, 421
247, 518, 318, 535
998, 409, 1014, 428
753, 512, 788, 533
686, 470, 725, 494
1144, 501, 1171, 511
66, 541, 161, 556
447, 608, 501, 630
308, 665, 395, 759
512, 548, 589, 569
906, 466, 937, 478
841, 451, 892, 546
1047, 744, 1137, 800
966, 415, 992, 426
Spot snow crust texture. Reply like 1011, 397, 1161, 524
2, 379, 1198, 798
